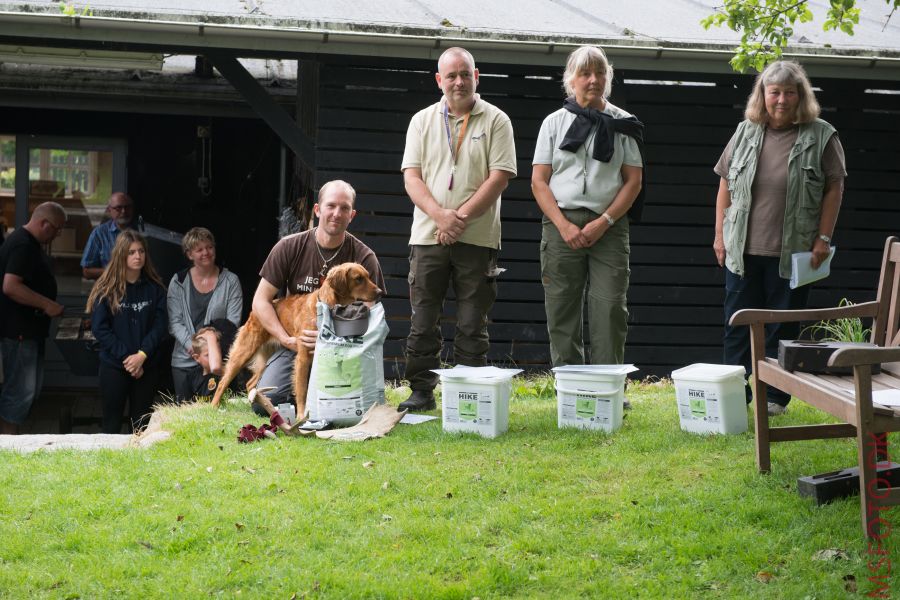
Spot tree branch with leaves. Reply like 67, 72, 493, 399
702, 0, 899, 72
59, 2, 93, 17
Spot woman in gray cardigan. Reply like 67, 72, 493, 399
167, 227, 243, 402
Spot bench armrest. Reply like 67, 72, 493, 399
829, 346, 900, 368
729, 301, 878, 327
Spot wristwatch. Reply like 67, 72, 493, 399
818, 234, 832, 244
602, 212, 615, 226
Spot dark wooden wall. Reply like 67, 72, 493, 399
4, 56, 897, 397
0, 107, 280, 394
311, 55, 900, 380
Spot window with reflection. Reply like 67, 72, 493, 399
1, 135, 120, 293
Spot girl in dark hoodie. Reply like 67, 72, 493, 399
87, 230, 167, 433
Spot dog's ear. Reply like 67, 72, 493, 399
339, 264, 363, 302
336, 264, 353, 293
318, 282, 336, 306
320, 265, 346, 305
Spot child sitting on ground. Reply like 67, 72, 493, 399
190, 319, 238, 401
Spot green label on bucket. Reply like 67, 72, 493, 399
576, 397, 595, 419
459, 399, 478, 421
689, 393, 707, 418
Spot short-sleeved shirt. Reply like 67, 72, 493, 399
194, 372, 221, 400
533, 103, 643, 213
401, 94, 517, 249
714, 127, 846, 256
258, 230, 386, 296
81, 220, 126, 269
0, 227, 57, 339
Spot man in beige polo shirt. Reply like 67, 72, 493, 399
399, 47, 517, 411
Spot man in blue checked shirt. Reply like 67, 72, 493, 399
81, 192, 135, 280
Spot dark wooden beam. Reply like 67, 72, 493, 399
289, 58, 320, 224
204, 50, 315, 171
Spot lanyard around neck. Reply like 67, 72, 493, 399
443, 103, 471, 190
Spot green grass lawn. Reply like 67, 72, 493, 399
1, 379, 897, 599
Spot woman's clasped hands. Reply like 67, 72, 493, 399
123, 351, 146, 379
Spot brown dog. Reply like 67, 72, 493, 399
210, 262, 382, 418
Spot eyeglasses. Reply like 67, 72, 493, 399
109, 204, 132, 212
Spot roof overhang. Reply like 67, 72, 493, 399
0, 11, 898, 80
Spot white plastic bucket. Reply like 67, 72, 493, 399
276, 403, 296, 426
433, 366, 522, 438
553, 365, 637, 432
671, 363, 747, 435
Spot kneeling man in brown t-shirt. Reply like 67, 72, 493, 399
251, 180, 386, 413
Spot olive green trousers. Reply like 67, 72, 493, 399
540, 208, 630, 366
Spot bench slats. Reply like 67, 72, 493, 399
759, 359, 861, 425
761, 359, 900, 423
871, 371, 900, 389
740, 237, 900, 539
768, 424, 857, 442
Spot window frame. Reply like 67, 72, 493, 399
13, 135, 127, 227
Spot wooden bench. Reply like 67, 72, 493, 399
730, 236, 900, 539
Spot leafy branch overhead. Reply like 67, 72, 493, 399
59, 2, 93, 17
702, 0, 899, 72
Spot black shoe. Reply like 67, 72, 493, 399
398, 390, 436, 412
623, 400, 632, 411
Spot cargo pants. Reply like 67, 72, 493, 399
405, 242, 498, 392
541, 208, 630, 367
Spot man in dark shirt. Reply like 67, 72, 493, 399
0, 202, 66, 434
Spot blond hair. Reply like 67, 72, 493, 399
191, 326, 220, 355
182, 226, 216, 255
744, 60, 820, 125
563, 45, 613, 98
86, 230, 164, 314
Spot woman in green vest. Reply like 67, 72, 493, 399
713, 60, 846, 416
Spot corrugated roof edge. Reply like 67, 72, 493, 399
0, 8, 897, 79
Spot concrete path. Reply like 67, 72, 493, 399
0, 434, 135, 453
0, 412, 172, 452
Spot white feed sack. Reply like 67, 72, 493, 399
307, 302, 389, 426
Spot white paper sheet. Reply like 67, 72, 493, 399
790, 246, 836, 289
552, 364, 639, 376
430, 366, 523, 380
872, 389, 900, 408
399, 414, 439, 425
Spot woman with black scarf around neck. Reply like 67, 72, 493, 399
87, 230, 168, 433
531, 45, 644, 367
